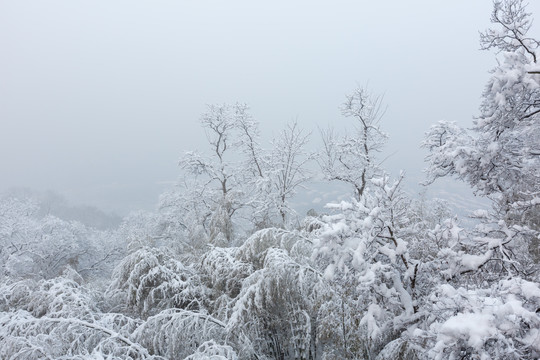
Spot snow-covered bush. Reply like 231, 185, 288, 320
419, 278, 540, 359
0, 273, 157, 359
198, 246, 252, 319
312, 175, 419, 358
237, 227, 299, 269
0, 196, 122, 282
228, 247, 319, 360
106, 247, 205, 317
184, 340, 238, 360
132, 309, 227, 359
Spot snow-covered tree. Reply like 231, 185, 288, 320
227, 228, 320, 359
234, 113, 313, 229
416, 276, 540, 359
0, 196, 121, 281
179, 103, 248, 245
423, 0, 540, 221
106, 246, 205, 317
132, 309, 229, 359
312, 174, 419, 358
268, 122, 313, 226
319, 86, 388, 201
0, 274, 157, 360
173, 104, 312, 243
416, 1, 540, 358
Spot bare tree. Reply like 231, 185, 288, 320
234, 111, 313, 228
270, 122, 313, 225
179, 104, 248, 244
319, 86, 387, 200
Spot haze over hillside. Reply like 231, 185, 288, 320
2, 1, 538, 215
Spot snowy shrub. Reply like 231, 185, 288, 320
0, 196, 122, 282
0, 274, 156, 359
228, 248, 319, 360
198, 246, 253, 320
237, 227, 299, 269
0, 275, 98, 320
106, 247, 205, 316
420, 278, 540, 359
157, 187, 210, 254
184, 340, 238, 360
310, 172, 431, 358
0, 309, 160, 360
116, 210, 160, 253
132, 309, 227, 359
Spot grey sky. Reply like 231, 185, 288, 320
1, 1, 539, 214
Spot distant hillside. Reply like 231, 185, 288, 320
2, 188, 122, 230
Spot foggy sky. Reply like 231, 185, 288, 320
2, 1, 539, 214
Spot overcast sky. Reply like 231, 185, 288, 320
1, 1, 539, 214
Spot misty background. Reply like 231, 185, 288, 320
2, 1, 539, 216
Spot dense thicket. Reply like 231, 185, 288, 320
1, 1, 539, 359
